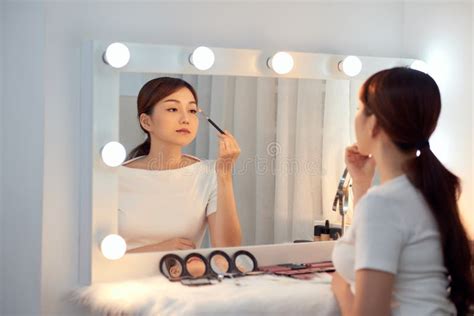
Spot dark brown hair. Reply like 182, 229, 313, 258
360, 67, 474, 315
127, 77, 198, 160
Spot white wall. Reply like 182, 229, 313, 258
402, 2, 473, 238
1, 1, 45, 315
0, 1, 471, 315
0, 0, 4, 313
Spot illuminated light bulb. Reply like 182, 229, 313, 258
267, 52, 294, 75
100, 234, 127, 260
101, 141, 126, 167
189, 46, 215, 71
338, 56, 362, 77
410, 60, 430, 74
103, 42, 130, 69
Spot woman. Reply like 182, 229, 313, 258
118, 77, 242, 252
331, 67, 474, 315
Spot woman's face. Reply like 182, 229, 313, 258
354, 99, 376, 156
141, 87, 199, 147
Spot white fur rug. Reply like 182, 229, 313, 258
72, 274, 340, 315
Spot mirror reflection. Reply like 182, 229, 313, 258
118, 73, 361, 252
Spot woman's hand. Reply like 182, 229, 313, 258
154, 238, 196, 251
126, 238, 196, 253
332, 270, 395, 316
208, 130, 242, 247
345, 144, 376, 206
331, 271, 350, 296
331, 271, 354, 315
345, 144, 376, 184
216, 130, 241, 179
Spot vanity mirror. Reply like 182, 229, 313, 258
80, 41, 416, 283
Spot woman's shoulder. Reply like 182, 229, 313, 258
121, 155, 149, 169
193, 158, 216, 174
121, 157, 143, 167
182, 154, 200, 163
354, 186, 411, 233
181, 155, 216, 171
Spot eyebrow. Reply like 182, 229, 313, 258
163, 99, 197, 105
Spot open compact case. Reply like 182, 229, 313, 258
159, 250, 263, 285
159, 249, 335, 286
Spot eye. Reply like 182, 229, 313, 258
167, 108, 178, 112
190, 109, 198, 114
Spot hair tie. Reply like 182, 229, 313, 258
415, 140, 430, 150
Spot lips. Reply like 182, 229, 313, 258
176, 128, 191, 134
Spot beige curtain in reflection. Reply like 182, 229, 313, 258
120, 73, 359, 246
320, 80, 362, 227
183, 75, 326, 245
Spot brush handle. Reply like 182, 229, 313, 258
208, 118, 225, 134
198, 110, 226, 134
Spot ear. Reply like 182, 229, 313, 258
139, 113, 152, 132
367, 115, 381, 139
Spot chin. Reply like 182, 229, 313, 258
168, 136, 195, 147
179, 140, 194, 147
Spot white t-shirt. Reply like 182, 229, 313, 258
332, 174, 456, 316
118, 155, 218, 250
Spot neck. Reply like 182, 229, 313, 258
146, 138, 184, 169
373, 141, 411, 184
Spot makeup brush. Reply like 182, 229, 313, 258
198, 109, 226, 134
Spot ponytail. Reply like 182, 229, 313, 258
403, 146, 474, 315
127, 135, 151, 161
360, 67, 474, 315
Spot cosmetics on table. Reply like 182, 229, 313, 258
160, 249, 335, 285
320, 220, 331, 241
259, 261, 335, 280
314, 220, 343, 241
159, 249, 260, 285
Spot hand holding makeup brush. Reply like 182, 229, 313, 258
216, 130, 241, 179
345, 143, 376, 205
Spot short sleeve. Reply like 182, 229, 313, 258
205, 160, 218, 216
353, 194, 407, 274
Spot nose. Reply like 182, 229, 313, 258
179, 111, 190, 125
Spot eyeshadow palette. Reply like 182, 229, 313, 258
259, 261, 335, 279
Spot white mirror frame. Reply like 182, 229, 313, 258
79, 40, 415, 284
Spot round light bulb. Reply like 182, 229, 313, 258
339, 56, 362, 77
100, 234, 127, 260
101, 141, 126, 167
267, 52, 294, 75
189, 46, 215, 71
410, 60, 430, 74
103, 43, 130, 69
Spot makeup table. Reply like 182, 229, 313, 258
75, 242, 339, 315
74, 273, 339, 315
